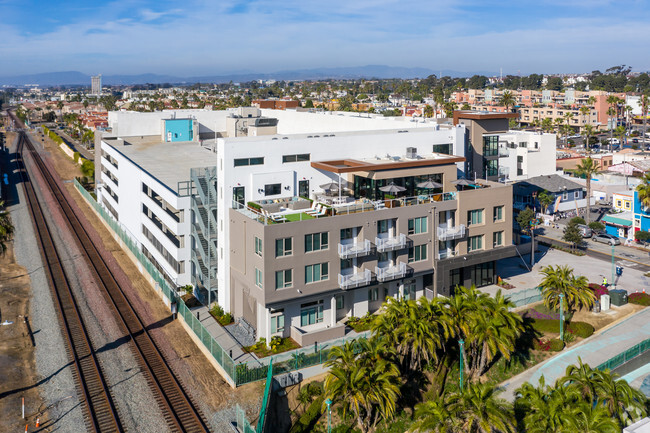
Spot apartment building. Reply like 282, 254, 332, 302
97, 108, 515, 346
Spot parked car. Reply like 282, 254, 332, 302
592, 233, 621, 245
577, 224, 592, 238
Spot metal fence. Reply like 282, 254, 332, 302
508, 287, 542, 309
235, 405, 256, 433
74, 180, 237, 384
597, 338, 650, 371
256, 360, 273, 433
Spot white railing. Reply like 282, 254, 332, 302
437, 224, 466, 241
338, 269, 372, 289
499, 166, 510, 176
375, 233, 407, 252
375, 262, 407, 282
437, 250, 458, 260
338, 239, 372, 258
498, 146, 510, 157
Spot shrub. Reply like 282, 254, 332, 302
533, 338, 564, 352
180, 284, 193, 295
629, 292, 650, 306
570, 216, 586, 225
588, 221, 605, 231
589, 283, 609, 298
568, 321, 594, 338
81, 160, 95, 177
289, 395, 325, 433
73, 151, 80, 163
247, 201, 261, 211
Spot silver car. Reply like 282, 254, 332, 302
592, 233, 621, 245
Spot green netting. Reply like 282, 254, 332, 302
257, 360, 273, 433
236, 405, 256, 433
74, 180, 236, 384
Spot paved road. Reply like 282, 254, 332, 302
57, 129, 94, 160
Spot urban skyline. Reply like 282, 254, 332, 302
2, 0, 650, 76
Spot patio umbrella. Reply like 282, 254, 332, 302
417, 178, 443, 189
451, 178, 475, 187
379, 182, 407, 194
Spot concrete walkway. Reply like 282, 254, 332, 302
501, 306, 650, 401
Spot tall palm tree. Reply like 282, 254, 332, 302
641, 93, 649, 147
539, 265, 596, 320
575, 157, 599, 222
0, 200, 13, 255
499, 90, 516, 113
607, 106, 616, 150
563, 402, 619, 433
445, 382, 515, 433
615, 125, 627, 150
636, 173, 650, 210
579, 105, 591, 129
596, 370, 648, 426
541, 117, 554, 133
515, 377, 576, 433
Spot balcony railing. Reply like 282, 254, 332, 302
375, 234, 407, 252
437, 224, 466, 241
437, 250, 458, 260
375, 262, 408, 282
499, 166, 510, 176
498, 146, 510, 157
338, 269, 373, 289
338, 240, 373, 259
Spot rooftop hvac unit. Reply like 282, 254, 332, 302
406, 147, 417, 159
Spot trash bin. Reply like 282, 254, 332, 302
609, 289, 628, 306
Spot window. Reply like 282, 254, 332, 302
377, 219, 390, 234
368, 287, 379, 302
433, 143, 453, 155
493, 206, 504, 222
275, 237, 292, 257
305, 232, 328, 252
340, 258, 353, 271
485, 159, 498, 177
270, 310, 285, 334
562, 192, 569, 201
305, 263, 329, 283
254, 236, 262, 257
625, 201, 631, 209
493, 231, 503, 247
408, 217, 428, 235
378, 252, 389, 263
408, 245, 428, 263
483, 135, 499, 156
340, 227, 355, 241
403, 283, 417, 301
574, 191, 581, 199
300, 300, 323, 326
255, 268, 263, 288
234, 157, 264, 167
275, 269, 293, 289
468, 209, 483, 226
282, 153, 310, 163
469, 235, 483, 252
336, 295, 344, 310
264, 183, 281, 196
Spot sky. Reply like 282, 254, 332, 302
1, 0, 649, 77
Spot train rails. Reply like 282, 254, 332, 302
15, 122, 210, 432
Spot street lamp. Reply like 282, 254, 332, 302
459, 339, 465, 391
559, 294, 564, 341
611, 243, 616, 288
325, 398, 332, 433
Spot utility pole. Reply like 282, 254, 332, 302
459, 339, 465, 391
559, 294, 564, 341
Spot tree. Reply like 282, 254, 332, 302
615, 125, 626, 150
588, 221, 605, 232
324, 339, 401, 433
516, 207, 535, 234
0, 200, 13, 255
636, 173, 650, 210
304, 98, 314, 109
562, 221, 584, 253
442, 101, 457, 118
536, 190, 554, 214
582, 124, 596, 153
499, 90, 516, 112
541, 117, 554, 133
575, 157, 598, 223
641, 93, 649, 147
423, 104, 434, 118
539, 265, 595, 321
635, 230, 650, 247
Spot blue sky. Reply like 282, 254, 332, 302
1, 0, 649, 76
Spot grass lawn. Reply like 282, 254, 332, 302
284, 212, 314, 222
243, 337, 301, 358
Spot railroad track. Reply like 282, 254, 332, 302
15, 121, 210, 432
16, 133, 123, 433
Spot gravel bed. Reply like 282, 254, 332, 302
9, 151, 85, 432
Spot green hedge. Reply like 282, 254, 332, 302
247, 201, 261, 211
629, 293, 650, 306
534, 338, 565, 352
569, 321, 595, 338
531, 318, 594, 338
289, 395, 325, 433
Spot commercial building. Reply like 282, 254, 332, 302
91, 74, 102, 95
96, 108, 515, 345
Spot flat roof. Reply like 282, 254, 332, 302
311, 153, 465, 174
453, 110, 519, 125
104, 136, 217, 192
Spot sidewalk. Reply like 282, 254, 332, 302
500, 306, 650, 401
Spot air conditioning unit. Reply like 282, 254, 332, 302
406, 147, 417, 159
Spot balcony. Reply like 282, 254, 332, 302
437, 250, 458, 260
375, 234, 407, 252
375, 262, 408, 282
437, 224, 466, 241
338, 269, 373, 289
338, 240, 373, 259
499, 166, 510, 177
498, 146, 510, 157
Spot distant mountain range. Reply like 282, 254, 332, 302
0, 65, 498, 87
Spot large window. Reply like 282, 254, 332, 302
433, 143, 453, 155
368, 287, 379, 302
493, 206, 504, 222
270, 310, 285, 334
305, 263, 329, 283
264, 183, 281, 196
340, 227, 355, 241
275, 237, 292, 257
468, 209, 484, 226
300, 300, 323, 326
483, 135, 499, 156
255, 236, 262, 257
336, 295, 344, 310
493, 231, 503, 247
403, 282, 417, 300
377, 219, 390, 234
275, 269, 293, 289
485, 159, 498, 177
408, 244, 428, 263
282, 153, 310, 163
255, 268, 263, 288
305, 232, 329, 252
408, 217, 428, 235
469, 235, 483, 252
234, 157, 264, 167
340, 258, 353, 271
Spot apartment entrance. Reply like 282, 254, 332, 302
233, 186, 245, 207
299, 180, 309, 198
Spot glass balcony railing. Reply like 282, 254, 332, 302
437, 224, 466, 241
375, 262, 408, 282
375, 234, 407, 252
338, 269, 373, 289
338, 239, 373, 259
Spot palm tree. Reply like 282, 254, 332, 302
579, 105, 591, 129
615, 125, 627, 149
607, 95, 621, 124
607, 106, 616, 150
575, 157, 598, 222
596, 370, 648, 426
539, 265, 596, 320
541, 117, 554, 133
445, 382, 515, 433
636, 173, 650, 210
563, 402, 619, 433
324, 339, 401, 433
515, 377, 575, 433
0, 200, 13, 255
423, 104, 434, 118
499, 90, 516, 113
641, 93, 649, 147
564, 112, 575, 142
